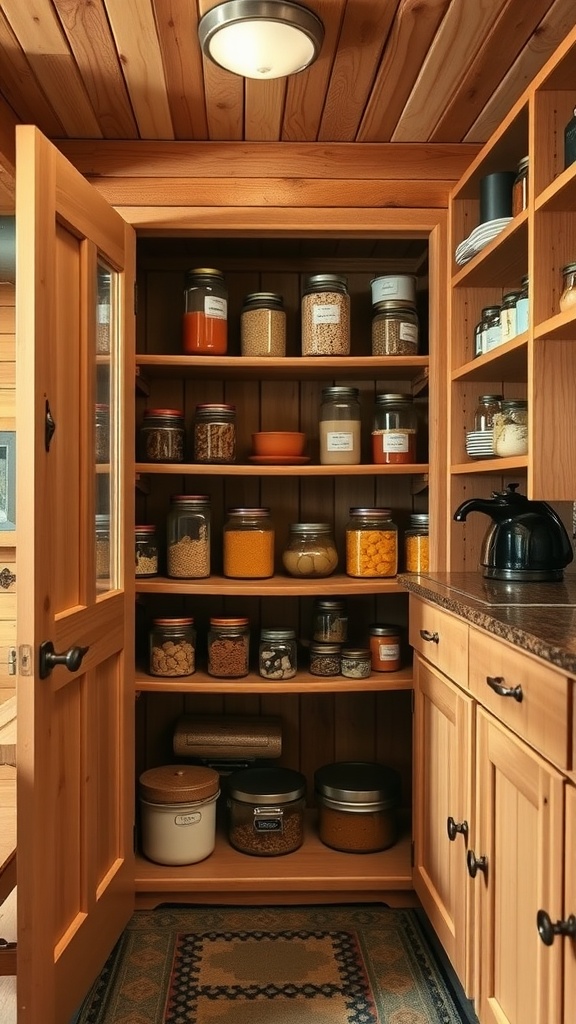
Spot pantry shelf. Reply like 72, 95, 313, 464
135, 666, 413, 694
451, 455, 528, 475
135, 462, 429, 477
451, 334, 528, 382
135, 354, 429, 383
135, 573, 408, 597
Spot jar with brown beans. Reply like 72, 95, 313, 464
166, 495, 210, 578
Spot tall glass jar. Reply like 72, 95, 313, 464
193, 403, 236, 463
312, 599, 348, 643
404, 513, 430, 573
139, 408, 185, 463
372, 393, 417, 465
301, 274, 350, 355
483, 305, 502, 352
208, 617, 250, 678
259, 628, 297, 680
223, 507, 274, 579
281, 523, 338, 577
319, 386, 361, 465
135, 524, 159, 578
166, 495, 211, 579
182, 268, 227, 355
241, 292, 286, 356
493, 399, 528, 457
515, 275, 529, 333
345, 508, 398, 578
500, 291, 521, 343
149, 617, 196, 677
371, 301, 419, 355
474, 394, 502, 432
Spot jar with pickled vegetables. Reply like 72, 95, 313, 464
345, 508, 398, 578
281, 523, 338, 578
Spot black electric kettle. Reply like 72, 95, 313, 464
453, 483, 574, 581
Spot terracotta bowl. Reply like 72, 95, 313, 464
252, 431, 306, 457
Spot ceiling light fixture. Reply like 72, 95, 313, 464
198, 1, 324, 80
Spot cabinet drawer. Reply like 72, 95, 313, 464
469, 627, 572, 769
409, 596, 469, 684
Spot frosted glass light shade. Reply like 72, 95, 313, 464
198, 1, 324, 80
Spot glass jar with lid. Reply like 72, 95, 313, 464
483, 305, 502, 352
493, 399, 528, 457
226, 766, 306, 856
319, 386, 361, 465
340, 648, 372, 679
301, 274, 350, 356
135, 524, 159, 578
241, 292, 286, 357
312, 599, 348, 643
515, 275, 529, 333
565, 107, 576, 169
95, 514, 110, 581
474, 394, 503, 432
140, 408, 185, 463
259, 628, 297, 680
500, 291, 522, 343
223, 507, 274, 579
309, 643, 342, 676
182, 268, 228, 355
559, 263, 576, 312
149, 617, 196, 677
193, 403, 236, 464
404, 513, 430, 573
371, 301, 419, 355
166, 495, 211, 579
369, 625, 402, 673
512, 156, 529, 216
372, 393, 418, 465
208, 617, 250, 678
345, 508, 398, 578
281, 523, 338, 578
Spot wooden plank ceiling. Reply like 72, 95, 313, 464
0, 0, 574, 147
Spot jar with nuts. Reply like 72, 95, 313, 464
166, 495, 211, 579
149, 617, 196, 677
301, 274, 350, 355
282, 523, 338, 578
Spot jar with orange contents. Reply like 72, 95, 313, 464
182, 268, 228, 354
369, 625, 401, 672
223, 508, 275, 579
345, 508, 398, 578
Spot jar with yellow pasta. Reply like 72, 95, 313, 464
345, 508, 398, 578
404, 513, 429, 573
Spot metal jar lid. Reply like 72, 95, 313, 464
375, 392, 413, 405
227, 766, 306, 804
260, 628, 296, 641
314, 761, 401, 811
304, 273, 348, 291
369, 624, 400, 636
242, 291, 284, 310
340, 648, 371, 659
289, 522, 333, 534
139, 764, 219, 804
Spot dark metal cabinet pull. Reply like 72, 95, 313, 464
466, 850, 488, 878
447, 816, 468, 841
536, 909, 576, 946
419, 629, 439, 644
39, 640, 89, 679
486, 675, 523, 702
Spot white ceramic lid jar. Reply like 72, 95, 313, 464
139, 764, 220, 865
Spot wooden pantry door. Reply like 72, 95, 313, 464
15, 126, 135, 1024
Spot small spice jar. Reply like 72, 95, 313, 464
512, 156, 529, 216
301, 274, 350, 356
371, 301, 419, 355
319, 386, 361, 465
281, 523, 338, 578
500, 291, 522, 343
309, 643, 341, 676
166, 495, 211, 579
140, 408, 185, 463
135, 524, 159, 578
404, 513, 430, 573
149, 617, 196, 677
139, 765, 220, 865
95, 404, 110, 463
369, 625, 402, 673
226, 767, 306, 857
241, 292, 286, 356
559, 263, 576, 312
372, 393, 418, 465
474, 394, 502, 432
193, 403, 236, 464
259, 628, 297, 680
340, 648, 372, 679
312, 599, 348, 643
223, 507, 275, 579
493, 399, 528, 457
207, 617, 250, 678
314, 761, 401, 853
182, 268, 228, 355
346, 507, 398, 578
95, 514, 110, 580
515, 275, 529, 333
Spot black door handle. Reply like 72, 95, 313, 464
39, 640, 89, 679
536, 909, 576, 946
447, 816, 468, 842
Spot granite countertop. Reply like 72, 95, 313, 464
398, 571, 576, 674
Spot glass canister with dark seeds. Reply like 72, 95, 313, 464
226, 766, 306, 856
140, 408, 185, 463
309, 643, 341, 676
193, 403, 236, 463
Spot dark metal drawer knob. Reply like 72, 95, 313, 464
466, 849, 487, 878
537, 909, 576, 946
447, 816, 468, 842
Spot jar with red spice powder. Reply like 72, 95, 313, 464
182, 268, 228, 354
371, 393, 417, 465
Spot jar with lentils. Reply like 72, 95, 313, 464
346, 507, 398, 578
149, 617, 196, 677
301, 274, 350, 355
193, 403, 236, 464
166, 495, 210, 579
241, 292, 286, 356
223, 507, 275, 579
208, 617, 250, 678
135, 524, 159, 578
371, 301, 419, 355
140, 408, 185, 464
259, 628, 297, 680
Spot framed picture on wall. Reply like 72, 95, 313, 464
0, 431, 16, 530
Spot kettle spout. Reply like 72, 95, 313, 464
453, 498, 496, 522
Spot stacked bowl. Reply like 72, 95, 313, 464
465, 430, 494, 459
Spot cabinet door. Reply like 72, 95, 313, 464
413, 655, 475, 994
564, 783, 576, 1024
475, 709, 564, 1024
15, 127, 136, 1024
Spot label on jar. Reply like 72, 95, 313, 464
378, 642, 400, 661
485, 323, 501, 351
326, 430, 354, 451
383, 431, 410, 452
313, 303, 340, 324
253, 807, 283, 832
174, 812, 202, 826
399, 322, 418, 342
515, 297, 529, 333
204, 296, 227, 319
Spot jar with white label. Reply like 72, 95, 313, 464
301, 274, 350, 355
182, 268, 227, 355
139, 765, 220, 865
372, 393, 417, 465
319, 386, 361, 465
483, 305, 502, 352
515, 275, 529, 333
500, 291, 521, 343
371, 301, 419, 355
369, 625, 402, 672
227, 767, 306, 856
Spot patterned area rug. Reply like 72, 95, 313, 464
76, 904, 477, 1024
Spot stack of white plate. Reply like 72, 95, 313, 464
465, 430, 494, 458
455, 217, 513, 266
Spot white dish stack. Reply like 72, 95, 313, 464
465, 430, 495, 458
